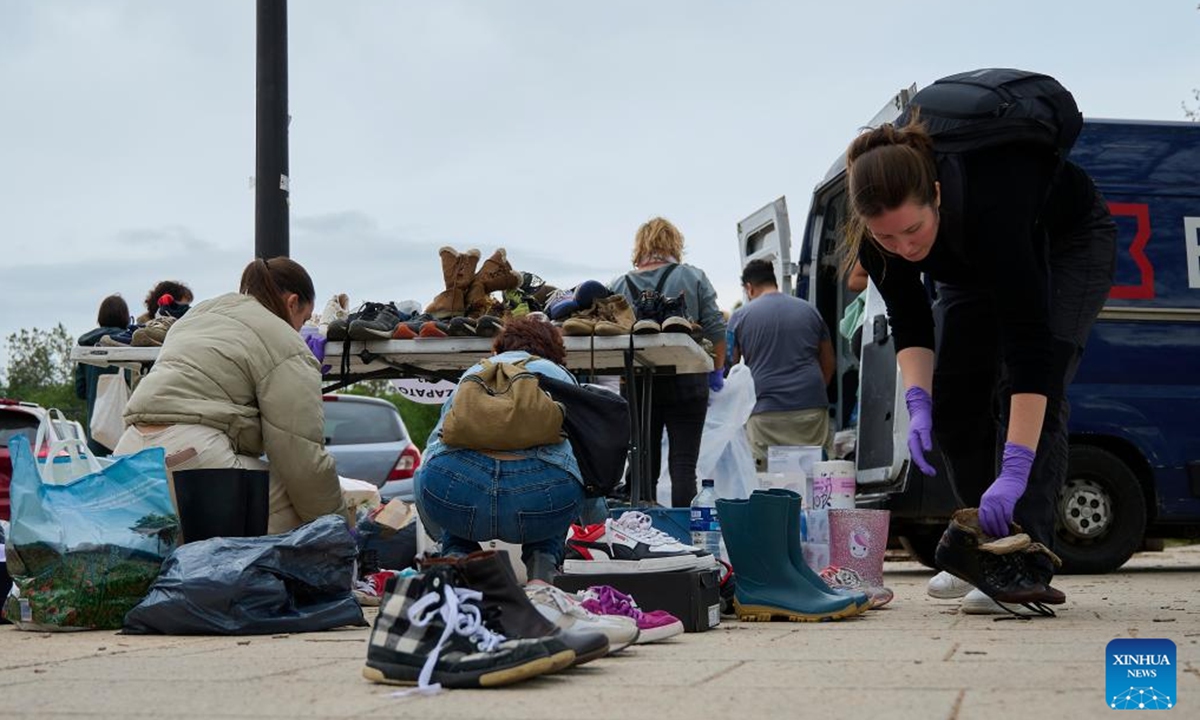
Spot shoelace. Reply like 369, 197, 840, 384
526, 584, 595, 619
613, 512, 689, 549
583, 586, 645, 621
395, 584, 507, 696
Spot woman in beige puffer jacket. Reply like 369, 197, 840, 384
115, 257, 347, 533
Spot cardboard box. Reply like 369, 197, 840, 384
554, 567, 721, 633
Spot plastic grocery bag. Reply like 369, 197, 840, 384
2, 435, 177, 631
89, 372, 130, 451
123, 514, 367, 635
657, 363, 756, 503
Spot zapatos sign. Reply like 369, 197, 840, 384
1106, 639, 1176, 710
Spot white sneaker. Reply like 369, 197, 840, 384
563, 513, 713, 574
318, 293, 349, 332
960, 588, 1018, 615
927, 571, 974, 599
524, 582, 640, 652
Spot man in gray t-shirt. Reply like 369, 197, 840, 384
729, 259, 835, 469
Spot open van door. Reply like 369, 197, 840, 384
736, 197, 796, 297
793, 84, 919, 493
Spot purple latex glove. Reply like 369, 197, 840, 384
708, 368, 725, 393
300, 326, 330, 374
903, 386, 937, 476
979, 441, 1036, 537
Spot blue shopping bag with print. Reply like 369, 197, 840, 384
2, 435, 178, 631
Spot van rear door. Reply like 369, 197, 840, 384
736, 197, 796, 297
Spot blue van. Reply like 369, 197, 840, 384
741, 91, 1200, 574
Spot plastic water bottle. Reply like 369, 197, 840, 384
690, 479, 722, 558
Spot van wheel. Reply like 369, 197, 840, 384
1055, 446, 1146, 574
899, 530, 941, 569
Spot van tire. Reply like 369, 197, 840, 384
1055, 445, 1146, 575
899, 530, 942, 569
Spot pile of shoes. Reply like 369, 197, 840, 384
544, 280, 636, 337
391, 247, 520, 339
362, 550, 682, 692
932, 508, 1065, 618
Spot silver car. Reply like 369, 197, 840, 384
322, 394, 421, 501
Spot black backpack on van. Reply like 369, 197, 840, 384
898, 68, 1083, 158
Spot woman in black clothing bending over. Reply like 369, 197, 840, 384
842, 114, 1116, 598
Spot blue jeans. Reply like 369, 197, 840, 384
415, 449, 584, 565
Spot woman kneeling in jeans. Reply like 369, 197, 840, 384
415, 316, 583, 583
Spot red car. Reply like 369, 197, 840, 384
0, 399, 48, 522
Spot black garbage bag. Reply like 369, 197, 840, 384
122, 515, 367, 635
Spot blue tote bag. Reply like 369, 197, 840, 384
2, 435, 178, 631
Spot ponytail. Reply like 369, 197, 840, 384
239, 257, 315, 324
840, 111, 938, 277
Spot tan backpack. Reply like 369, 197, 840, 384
441, 358, 565, 451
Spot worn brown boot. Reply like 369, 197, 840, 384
934, 508, 1065, 617
592, 295, 635, 336
425, 247, 480, 319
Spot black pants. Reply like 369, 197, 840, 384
931, 191, 1116, 578
632, 374, 709, 507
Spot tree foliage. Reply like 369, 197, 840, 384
343, 382, 443, 450
1, 324, 85, 422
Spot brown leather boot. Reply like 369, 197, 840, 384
466, 249, 522, 316
425, 247, 480, 319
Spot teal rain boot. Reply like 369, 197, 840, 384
717, 492, 862, 622
760, 488, 870, 613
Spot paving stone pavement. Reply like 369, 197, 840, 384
2, 545, 1198, 720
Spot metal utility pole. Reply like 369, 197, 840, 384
255, 0, 290, 258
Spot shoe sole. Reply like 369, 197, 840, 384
563, 555, 706, 574
347, 326, 398, 341
361, 654, 556, 688
961, 595, 1015, 615
734, 600, 863, 623
546, 649, 578, 672
633, 620, 684, 643
927, 583, 974, 599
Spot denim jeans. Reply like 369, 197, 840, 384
931, 190, 1117, 578
415, 449, 584, 566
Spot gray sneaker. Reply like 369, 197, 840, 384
347, 302, 405, 340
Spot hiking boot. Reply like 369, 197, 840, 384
561, 315, 596, 336
131, 316, 176, 346
426, 247, 480, 319
592, 295, 635, 336
934, 509, 1065, 613
348, 302, 405, 340
362, 566, 556, 689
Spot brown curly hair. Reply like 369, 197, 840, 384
493, 317, 567, 365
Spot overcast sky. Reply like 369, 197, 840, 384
1, 1, 1196, 366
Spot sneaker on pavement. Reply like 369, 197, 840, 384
563, 513, 713, 574
927, 570, 974, 599
362, 566, 557, 690
960, 587, 1020, 615
525, 582, 639, 652
576, 585, 685, 643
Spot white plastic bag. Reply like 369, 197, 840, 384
656, 363, 757, 503
90, 372, 129, 451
